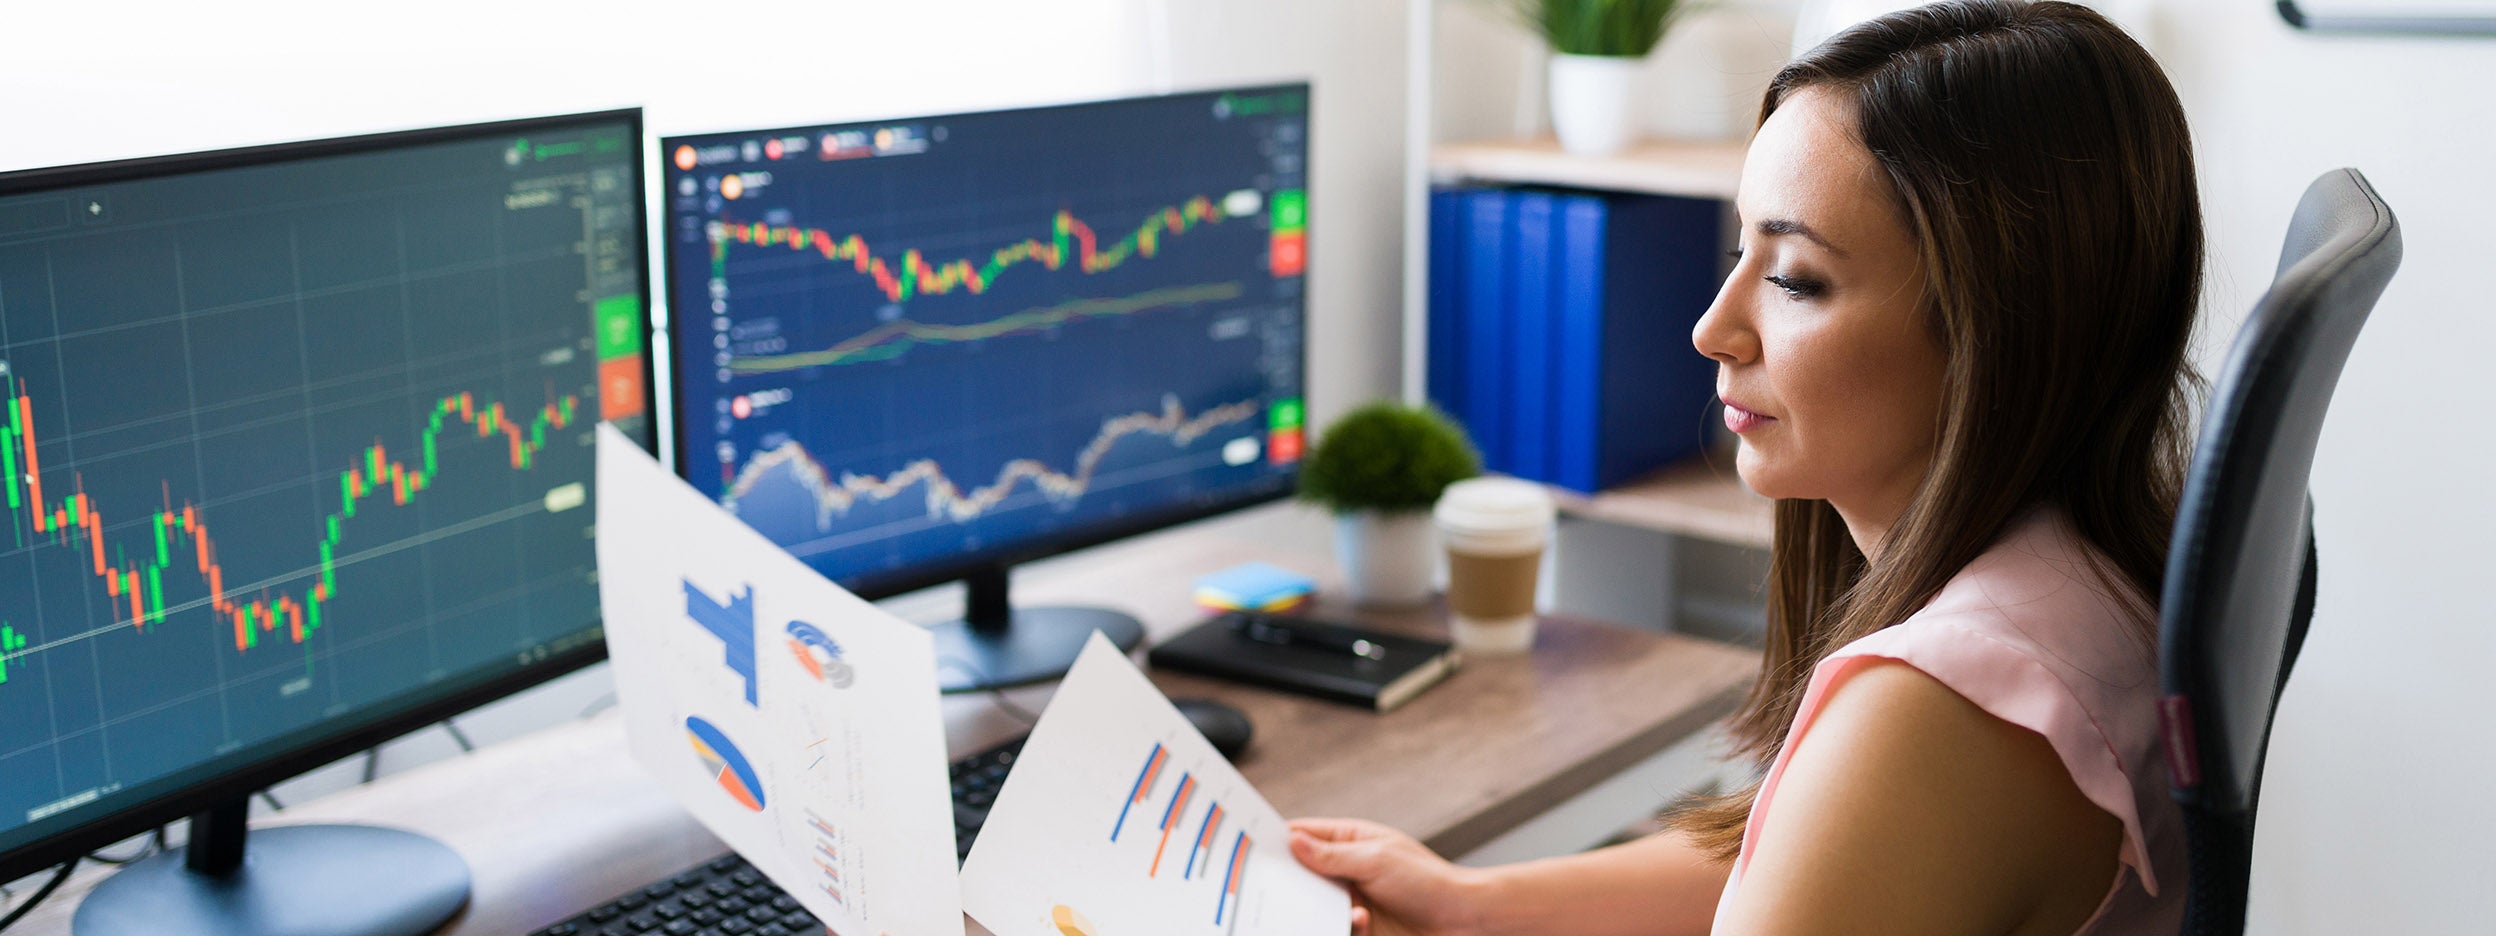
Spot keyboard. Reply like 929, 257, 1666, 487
530, 732, 1028, 936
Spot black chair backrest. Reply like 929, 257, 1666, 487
2160, 168, 2400, 935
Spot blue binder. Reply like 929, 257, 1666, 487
1553, 195, 1609, 493
1459, 189, 1511, 471
1549, 192, 1724, 493
1505, 191, 1559, 483
1426, 188, 1468, 421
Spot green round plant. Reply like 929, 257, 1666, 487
1298, 402, 1483, 514
1503, 0, 1686, 57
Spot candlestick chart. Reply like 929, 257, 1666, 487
0, 383, 576, 654
0, 115, 646, 849
711, 194, 1229, 306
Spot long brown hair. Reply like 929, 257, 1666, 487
1671, 0, 2204, 860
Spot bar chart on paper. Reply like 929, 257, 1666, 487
1109, 741, 1254, 927
957, 635, 1348, 936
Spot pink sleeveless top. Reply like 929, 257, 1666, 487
1711, 507, 2185, 933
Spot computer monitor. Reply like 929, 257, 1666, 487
661, 85, 1309, 692
0, 110, 653, 935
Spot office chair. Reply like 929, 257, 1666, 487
2159, 168, 2401, 935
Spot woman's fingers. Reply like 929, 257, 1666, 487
1350, 905, 1372, 936
1292, 827, 1389, 881
1288, 817, 1381, 843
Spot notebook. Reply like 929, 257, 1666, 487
1147, 611, 1458, 713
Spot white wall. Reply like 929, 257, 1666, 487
1431, 0, 1797, 145
2144, 5, 2496, 932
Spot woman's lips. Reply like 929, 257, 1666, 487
1722, 399, 1776, 434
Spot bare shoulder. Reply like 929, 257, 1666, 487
1713, 659, 2122, 936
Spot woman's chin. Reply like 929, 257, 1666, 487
1732, 445, 1795, 500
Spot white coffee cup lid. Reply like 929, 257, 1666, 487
1434, 477, 1555, 554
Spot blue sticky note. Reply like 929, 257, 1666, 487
1192, 562, 1317, 608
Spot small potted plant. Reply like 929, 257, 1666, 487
1298, 401, 1483, 607
1506, 0, 1687, 156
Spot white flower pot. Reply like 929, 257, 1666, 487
1334, 511, 1436, 608
1549, 53, 1645, 157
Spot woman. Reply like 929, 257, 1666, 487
1290, 2, 2201, 933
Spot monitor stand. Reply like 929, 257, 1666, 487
72, 798, 469, 936
929, 565, 1144, 692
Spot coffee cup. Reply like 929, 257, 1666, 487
1432, 477, 1555, 655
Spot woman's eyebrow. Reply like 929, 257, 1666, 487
1756, 217, 1848, 258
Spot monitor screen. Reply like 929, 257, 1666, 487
0, 112, 650, 866
662, 85, 1308, 596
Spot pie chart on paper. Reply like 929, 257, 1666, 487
1051, 905, 1097, 936
686, 716, 767, 812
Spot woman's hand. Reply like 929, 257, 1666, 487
1289, 817, 1493, 936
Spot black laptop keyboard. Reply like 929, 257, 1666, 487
946, 730, 1022, 856
530, 732, 1027, 936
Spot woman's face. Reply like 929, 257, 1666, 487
1693, 86, 1946, 549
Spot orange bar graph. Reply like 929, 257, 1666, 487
1186, 802, 1225, 880
1112, 743, 1170, 843
1149, 773, 1196, 877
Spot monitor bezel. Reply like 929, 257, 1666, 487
0, 108, 656, 883
657, 82, 1314, 604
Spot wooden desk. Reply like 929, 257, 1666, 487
9, 504, 1754, 934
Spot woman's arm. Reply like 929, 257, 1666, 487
1470, 829, 1730, 936
1289, 817, 1729, 936
1709, 660, 2121, 935
1294, 659, 2122, 936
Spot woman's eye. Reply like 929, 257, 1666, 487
1764, 274, 1824, 299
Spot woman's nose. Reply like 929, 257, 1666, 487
1692, 281, 1758, 367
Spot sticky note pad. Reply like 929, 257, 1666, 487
1191, 562, 1316, 612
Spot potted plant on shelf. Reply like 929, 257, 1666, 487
1507, 0, 1687, 156
1298, 401, 1483, 608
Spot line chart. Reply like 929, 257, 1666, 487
723, 395, 1260, 530
725, 281, 1245, 374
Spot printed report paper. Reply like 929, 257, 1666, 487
595, 424, 963, 936
959, 633, 1351, 936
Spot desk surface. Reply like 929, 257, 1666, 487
9, 503, 1755, 935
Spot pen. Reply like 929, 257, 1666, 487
1226, 612, 1387, 661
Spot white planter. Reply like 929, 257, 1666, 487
1549, 53, 1645, 157
1334, 511, 1436, 608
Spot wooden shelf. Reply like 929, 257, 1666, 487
1430, 137, 1748, 200
1549, 458, 1774, 550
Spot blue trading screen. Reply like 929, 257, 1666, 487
0, 116, 648, 856
664, 86, 1308, 591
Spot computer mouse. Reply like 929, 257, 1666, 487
1172, 697, 1254, 760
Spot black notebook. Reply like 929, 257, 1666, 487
1147, 611, 1459, 713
